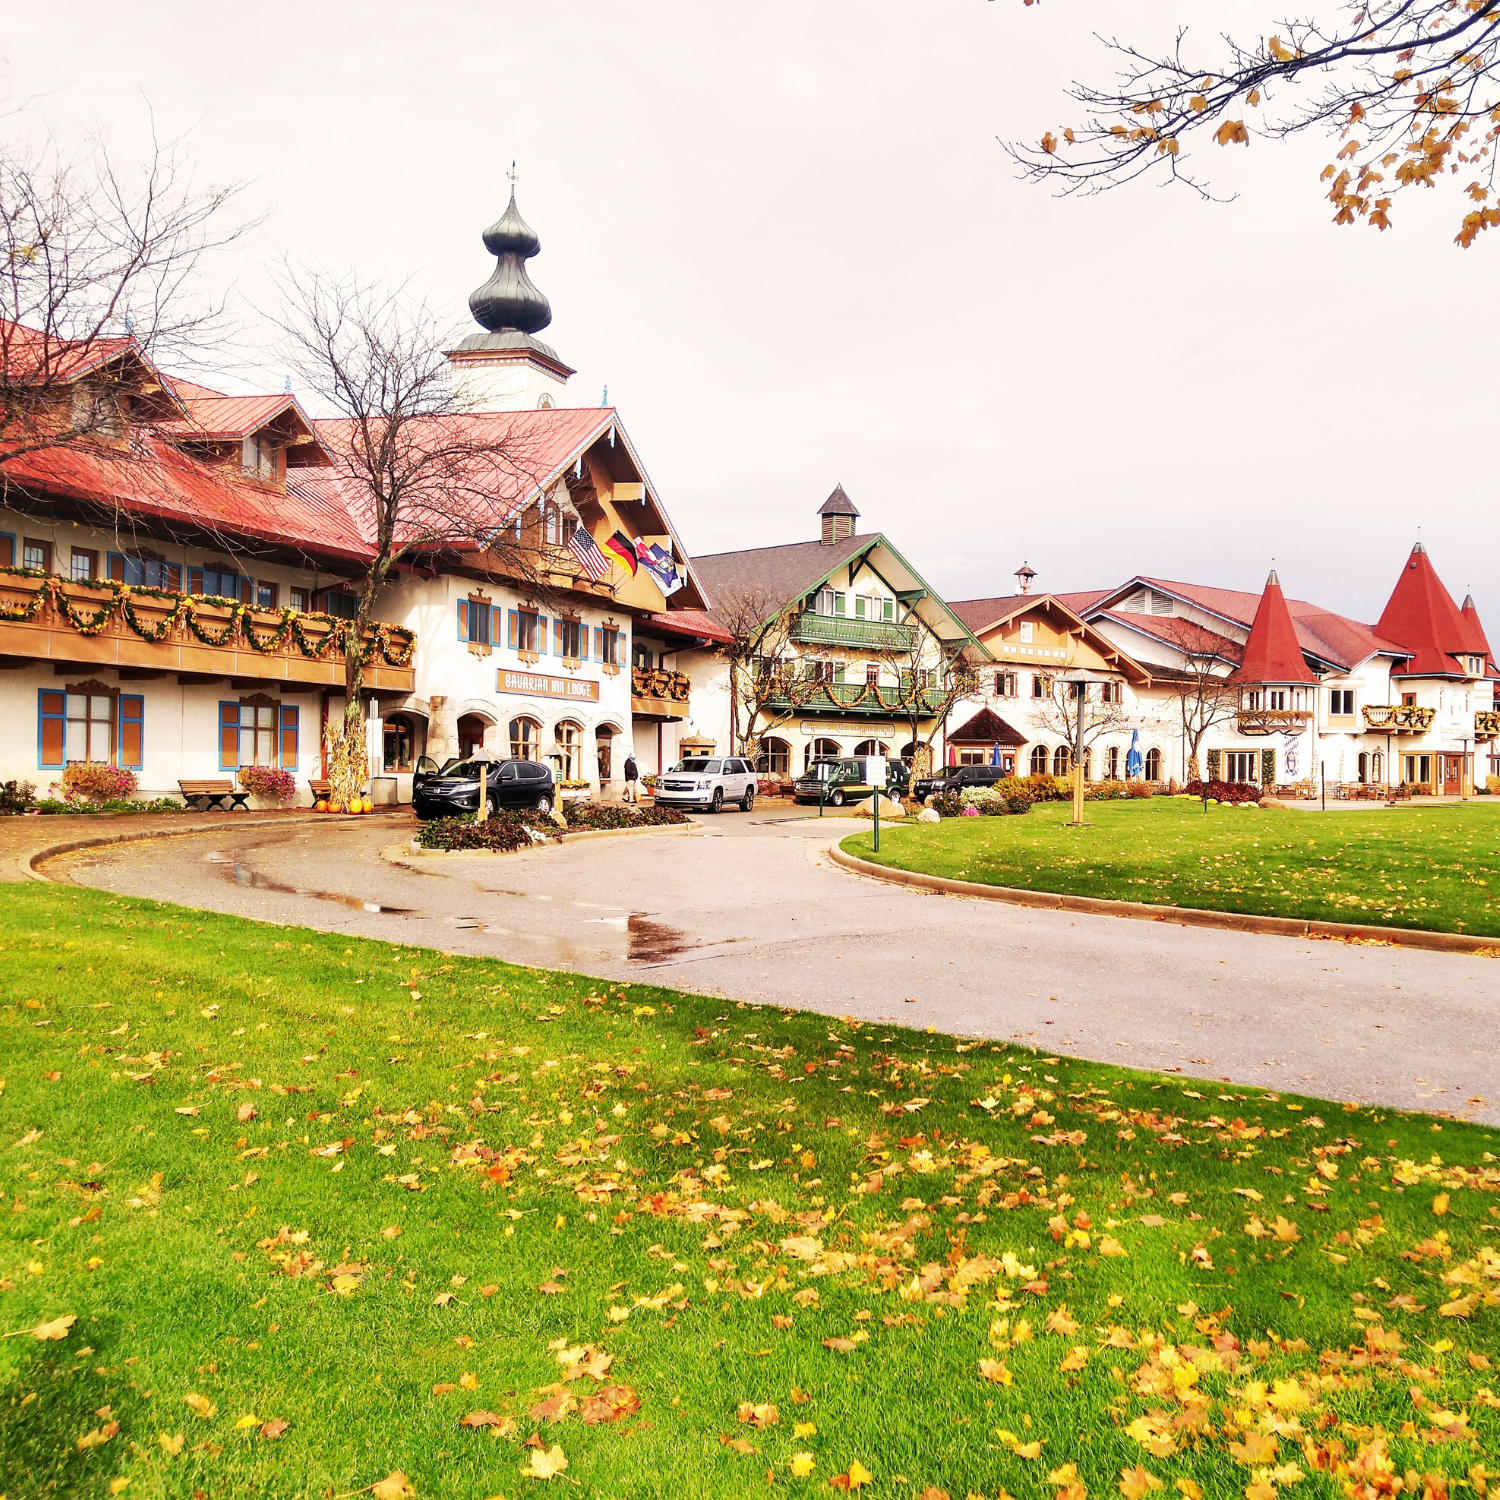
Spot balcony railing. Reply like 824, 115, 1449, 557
0, 569, 415, 692
1362, 704, 1436, 733
1235, 708, 1313, 736
760, 677, 951, 716
631, 665, 691, 719
1477, 710, 1500, 737
791, 613, 915, 651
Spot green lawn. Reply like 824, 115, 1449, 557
1, 884, 1497, 1500
844, 797, 1500, 937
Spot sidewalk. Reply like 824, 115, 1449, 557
0, 808, 395, 883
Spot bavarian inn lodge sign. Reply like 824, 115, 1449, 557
497, 669, 601, 703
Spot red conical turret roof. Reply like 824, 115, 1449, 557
1375, 543, 1471, 677
1233, 570, 1319, 684
1460, 593, 1491, 658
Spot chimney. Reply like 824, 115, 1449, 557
817, 483, 859, 546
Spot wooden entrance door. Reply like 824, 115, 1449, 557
1441, 754, 1463, 796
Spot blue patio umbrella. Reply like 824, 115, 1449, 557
991, 742, 1002, 766
1126, 729, 1142, 778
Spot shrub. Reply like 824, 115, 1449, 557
61, 762, 138, 802
238, 765, 297, 804
415, 811, 561, 852
933, 792, 964, 818
1127, 779, 1154, 799
1083, 778, 1132, 801
1183, 779, 1262, 805
0, 779, 36, 814
562, 801, 691, 831
958, 782, 1033, 816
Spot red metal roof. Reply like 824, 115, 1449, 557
159, 392, 323, 446
1131, 577, 1404, 671
639, 609, 734, 646
1233, 571, 1319, 685
2, 434, 375, 565
1374, 544, 1475, 677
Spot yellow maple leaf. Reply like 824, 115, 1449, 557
790, 1452, 816, 1478
370, 1473, 415, 1500
1119, 1465, 1164, 1498
1060, 1346, 1089, 1372
1432, 1192, 1450, 1216
184, 1393, 215, 1420
979, 1358, 1013, 1385
519, 1444, 568, 1480
846, 1460, 874, 1488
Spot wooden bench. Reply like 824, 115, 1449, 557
178, 779, 250, 812
309, 779, 331, 802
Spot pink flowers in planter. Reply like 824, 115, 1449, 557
237, 766, 297, 804
61, 763, 138, 803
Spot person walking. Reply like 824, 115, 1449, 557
622, 752, 639, 804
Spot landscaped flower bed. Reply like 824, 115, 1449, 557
414, 811, 561, 852
560, 801, 692, 831
238, 765, 297, 805
1183, 778, 1262, 805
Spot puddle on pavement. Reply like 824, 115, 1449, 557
627, 914, 695, 963
203, 852, 415, 916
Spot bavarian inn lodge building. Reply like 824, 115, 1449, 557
0, 192, 731, 802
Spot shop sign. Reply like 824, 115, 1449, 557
498, 670, 600, 703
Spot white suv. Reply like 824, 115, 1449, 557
653, 755, 756, 813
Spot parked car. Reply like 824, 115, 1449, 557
653, 755, 756, 813
911, 763, 1008, 801
412, 756, 556, 820
793, 756, 909, 807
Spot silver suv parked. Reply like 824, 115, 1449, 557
653, 755, 756, 813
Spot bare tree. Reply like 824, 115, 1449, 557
275, 268, 560, 800
1032, 678, 1133, 771
1008, 0, 1500, 244
885, 612, 983, 779
1150, 617, 1242, 781
709, 585, 807, 763
1, 124, 250, 476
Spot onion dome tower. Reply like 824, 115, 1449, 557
448, 184, 576, 412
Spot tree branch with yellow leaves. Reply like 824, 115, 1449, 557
1007, 0, 1500, 244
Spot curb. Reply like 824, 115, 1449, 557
826, 841, 1500, 957
22, 812, 330, 883
398, 820, 703, 859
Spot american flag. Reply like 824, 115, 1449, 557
568, 528, 611, 581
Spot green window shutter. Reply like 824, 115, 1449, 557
456, 600, 469, 642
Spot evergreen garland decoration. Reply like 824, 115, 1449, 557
0, 565, 416, 665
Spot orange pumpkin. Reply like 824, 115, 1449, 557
314, 799, 328, 813
329, 800, 343, 814
361, 797, 374, 814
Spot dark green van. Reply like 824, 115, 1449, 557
792, 756, 909, 807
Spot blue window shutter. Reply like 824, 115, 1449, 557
594, 627, 603, 662
279, 704, 299, 768
118, 695, 144, 771
456, 599, 468, 642
218, 702, 240, 771
554, 618, 564, 657
507, 609, 518, 649
38, 689, 65, 769
537, 616, 547, 655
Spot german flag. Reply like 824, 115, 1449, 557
604, 531, 639, 576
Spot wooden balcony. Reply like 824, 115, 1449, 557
1235, 708, 1313, 736
1362, 704, 1436, 734
0, 573, 414, 693
631, 665, 691, 721
761, 678, 950, 717
790, 613, 915, 651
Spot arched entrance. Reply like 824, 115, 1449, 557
555, 720, 584, 781
755, 736, 791, 776
596, 725, 617, 783
806, 737, 841, 769
853, 739, 889, 757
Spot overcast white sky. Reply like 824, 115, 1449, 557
5, 1, 1495, 630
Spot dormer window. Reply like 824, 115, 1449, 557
242, 433, 282, 483
1467, 655, 1485, 676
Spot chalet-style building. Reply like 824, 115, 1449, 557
679, 488, 987, 778
0, 193, 721, 801
944, 546, 1499, 795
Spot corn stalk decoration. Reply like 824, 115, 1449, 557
324, 720, 367, 809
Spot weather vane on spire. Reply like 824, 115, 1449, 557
508, 160, 517, 191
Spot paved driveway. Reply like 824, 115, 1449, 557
42, 807, 1500, 1124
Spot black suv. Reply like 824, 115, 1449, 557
911, 764, 1007, 801
412, 756, 556, 820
